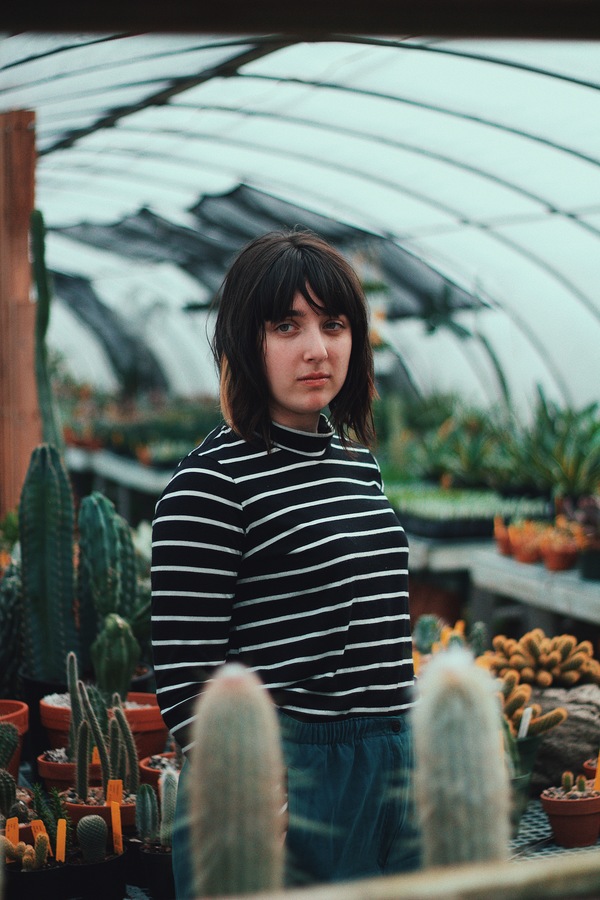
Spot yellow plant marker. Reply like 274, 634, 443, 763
31, 819, 53, 855
594, 749, 600, 792
56, 818, 67, 862
412, 649, 421, 676
5, 817, 18, 847
91, 745, 100, 764
111, 801, 123, 855
106, 779, 123, 806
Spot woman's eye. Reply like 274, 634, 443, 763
275, 322, 294, 333
325, 319, 344, 331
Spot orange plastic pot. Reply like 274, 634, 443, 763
0, 700, 29, 780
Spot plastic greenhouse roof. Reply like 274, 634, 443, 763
1, 32, 599, 420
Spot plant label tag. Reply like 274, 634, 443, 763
31, 819, 53, 856
5, 817, 18, 846
91, 745, 100, 764
518, 706, 533, 739
111, 801, 123, 855
595, 750, 600, 792
56, 818, 67, 862
106, 779, 123, 805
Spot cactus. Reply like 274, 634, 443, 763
159, 767, 178, 849
90, 613, 140, 702
188, 662, 285, 897
19, 443, 79, 682
0, 561, 23, 696
30, 209, 64, 454
0, 767, 17, 816
479, 628, 600, 687
135, 782, 159, 844
0, 722, 19, 770
78, 682, 112, 797
75, 719, 91, 804
31, 784, 72, 851
412, 646, 511, 867
77, 814, 108, 864
79, 492, 141, 697
412, 614, 444, 654
112, 698, 139, 794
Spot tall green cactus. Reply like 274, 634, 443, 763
77, 814, 108, 864
159, 767, 178, 849
188, 663, 285, 897
136, 782, 159, 844
90, 613, 140, 702
0, 722, 19, 770
412, 647, 511, 867
30, 209, 64, 454
0, 767, 17, 817
0, 562, 23, 696
78, 492, 141, 696
19, 443, 78, 682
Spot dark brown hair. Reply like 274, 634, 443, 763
212, 229, 376, 448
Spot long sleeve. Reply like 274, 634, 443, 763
151, 454, 244, 751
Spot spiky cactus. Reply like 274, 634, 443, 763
136, 783, 159, 845
19, 443, 78, 682
0, 561, 23, 696
77, 814, 108, 864
0, 767, 17, 817
188, 662, 285, 897
159, 767, 178, 849
412, 646, 511, 867
90, 613, 140, 703
79, 492, 141, 697
0, 722, 19, 770
30, 209, 64, 454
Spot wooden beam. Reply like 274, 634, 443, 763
3, 0, 600, 39
0, 110, 41, 519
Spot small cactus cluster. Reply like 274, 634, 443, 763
0, 832, 50, 870
498, 668, 568, 738
543, 770, 600, 800
135, 767, 178, 849
478, 628, 600, 688
0, 722, 19, 770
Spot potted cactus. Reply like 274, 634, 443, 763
59, 680, 139, 833
66, 813, 128, 900
540, 770, 600, 847
133, 768, 178, 898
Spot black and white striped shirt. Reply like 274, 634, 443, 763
151, 416, 415, 751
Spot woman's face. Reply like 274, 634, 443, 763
263, 288, 352, 432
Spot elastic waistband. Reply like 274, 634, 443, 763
278, 713, 409, 745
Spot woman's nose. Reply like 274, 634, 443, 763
303, 329, 328, 361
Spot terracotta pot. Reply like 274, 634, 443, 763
583, 758, 597, 780
139, 751, 178, 788
540, 789, 600, 847
36, 752, 102, 791
62, 786, 137, 834
0, 700, 29, 780
40, 691, 168, 759
541, 547, 578, 571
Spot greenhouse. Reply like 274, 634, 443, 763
0, 23, 600, 900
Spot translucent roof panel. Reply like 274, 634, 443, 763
1, 32, 599, 420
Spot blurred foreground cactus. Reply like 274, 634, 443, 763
412, 646, 511, 867
188, 663, 285, 897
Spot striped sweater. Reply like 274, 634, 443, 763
151, 416, 415, 751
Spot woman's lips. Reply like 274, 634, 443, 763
299, 373, 330, 385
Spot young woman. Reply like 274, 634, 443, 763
151, 230, 420, 895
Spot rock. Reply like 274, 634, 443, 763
529, 684, 600, 794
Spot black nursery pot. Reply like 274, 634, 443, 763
3, 860, 70, 900
140, 843, 176, 900
66, 851, 128, 900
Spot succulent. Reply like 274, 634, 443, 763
480, 628, 600, 688
0, 767, 17, 817
19, 443, 79, 682
412, 614, 444, 654
189, 663, 285, 897
77, 814, 108, 864
497, 667, 568, 740
135, 782, 159, 844
0, 722, 19, 770
412, 647, 511, 867
0, 831, 50, 871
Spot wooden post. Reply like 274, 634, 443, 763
0, 109, 41, 519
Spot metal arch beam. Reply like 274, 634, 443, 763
3, 0, 600, 39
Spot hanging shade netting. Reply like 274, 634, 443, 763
1, 32, 599, 419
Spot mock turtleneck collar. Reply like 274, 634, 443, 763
270, 416, 334, 458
